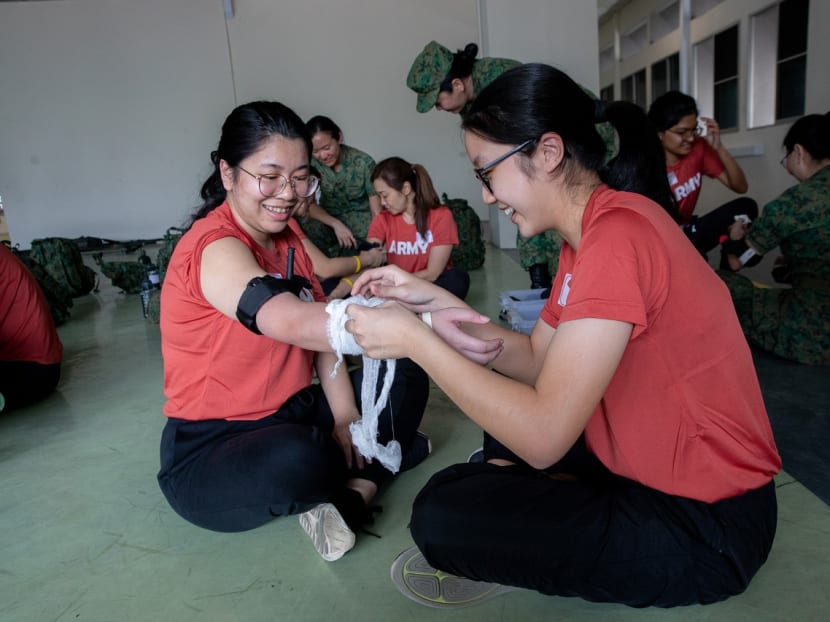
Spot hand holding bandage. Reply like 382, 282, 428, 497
326, 296, 401, 473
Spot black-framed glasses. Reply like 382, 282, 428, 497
779, 151, 791, 168
238, 166, 319, 198
668, 126, 702, 139
473, 139, 536, 194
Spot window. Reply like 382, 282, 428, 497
621, 69, 647, 109
651, 53, 679, 102
694, 24, 739, 130
749, 0, 809, 127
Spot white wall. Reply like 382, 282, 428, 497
0, 0, 604, 249
479, 0, 601, 247
0, 0, 234, 247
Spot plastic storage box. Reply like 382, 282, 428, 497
506, 304, 543, 335
498, 288, 547, 320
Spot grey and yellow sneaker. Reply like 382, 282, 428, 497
390, 546, 516, 608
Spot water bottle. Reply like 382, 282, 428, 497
140, 277, 152, 318
147, 262, 160, 289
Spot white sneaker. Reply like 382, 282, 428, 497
298, 503, 356, 562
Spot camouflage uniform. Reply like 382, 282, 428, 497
719, 165, 830, 365
302, 144, 376, 258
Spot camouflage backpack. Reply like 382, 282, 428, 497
10, 246, 74, 326
93, 250, 152, 294
441, 193, 486, 271
147, 226, 186, 323
29, 237, 98, 297
156, 227, 186, 283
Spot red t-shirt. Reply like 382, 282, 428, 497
161, 202, 325, 422
288, 219, 306, 239
368, 206, 459, 273
539, 185, 780, 502
0, 245, 63, 365
667, 138, 725, 223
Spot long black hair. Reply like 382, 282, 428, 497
191, 101, 311, 223
462, 63, 677, 218
647, 90, 698, 132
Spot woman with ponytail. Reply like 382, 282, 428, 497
720, 111, 830, 365
346, 64, 780, 608
157, 101, 429, 563
357, 157, 469, 300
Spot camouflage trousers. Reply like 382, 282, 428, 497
718, 269, 830, 365
517, 230, 562, 274
299, 209, 373, 258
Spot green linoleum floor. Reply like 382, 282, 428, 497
1, 243, 828, 621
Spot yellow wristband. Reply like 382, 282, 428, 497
354, 255, 362, 273
342, 277, 354, 287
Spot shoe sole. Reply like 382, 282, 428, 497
390, 546, 516, 609
298, 503, 356, 562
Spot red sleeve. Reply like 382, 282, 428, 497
541, 210, 668, 341
367, 213, 388, 241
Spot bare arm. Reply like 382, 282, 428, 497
348, 302, 632, 469
703, 117, 748, 194
200, 236, 334, 352
300, 237, 384, 280
308, 202, 357, 248
315, 351, 365, 469
413, 244, 453, 282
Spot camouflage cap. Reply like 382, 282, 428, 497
406, 41, 453, 113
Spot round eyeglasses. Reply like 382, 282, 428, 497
238, 166, 320, 198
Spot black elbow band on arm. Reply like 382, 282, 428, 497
236, 274, 310, 334
722, 238, 763, 268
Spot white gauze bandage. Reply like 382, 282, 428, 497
325, 296, 401, 473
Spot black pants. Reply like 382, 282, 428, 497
410, 435, 777, 608
157, 358, 428, 532
682, 197, 758, 257
0, 361, 61, 412
435, 267, 470, 301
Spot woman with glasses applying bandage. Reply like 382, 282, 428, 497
719, 111, 830, 365
156, 101, 429, 562
648, 91, 757, 262
345, 64, 780, 609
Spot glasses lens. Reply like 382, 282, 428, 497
294, 175, 319, 198
475, 171, 492, 194
258, 175, 286, 197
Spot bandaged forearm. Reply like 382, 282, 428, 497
325, 296, 401, 473
722, 237, 762, 267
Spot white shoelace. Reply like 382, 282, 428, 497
325, 296, 401, 473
